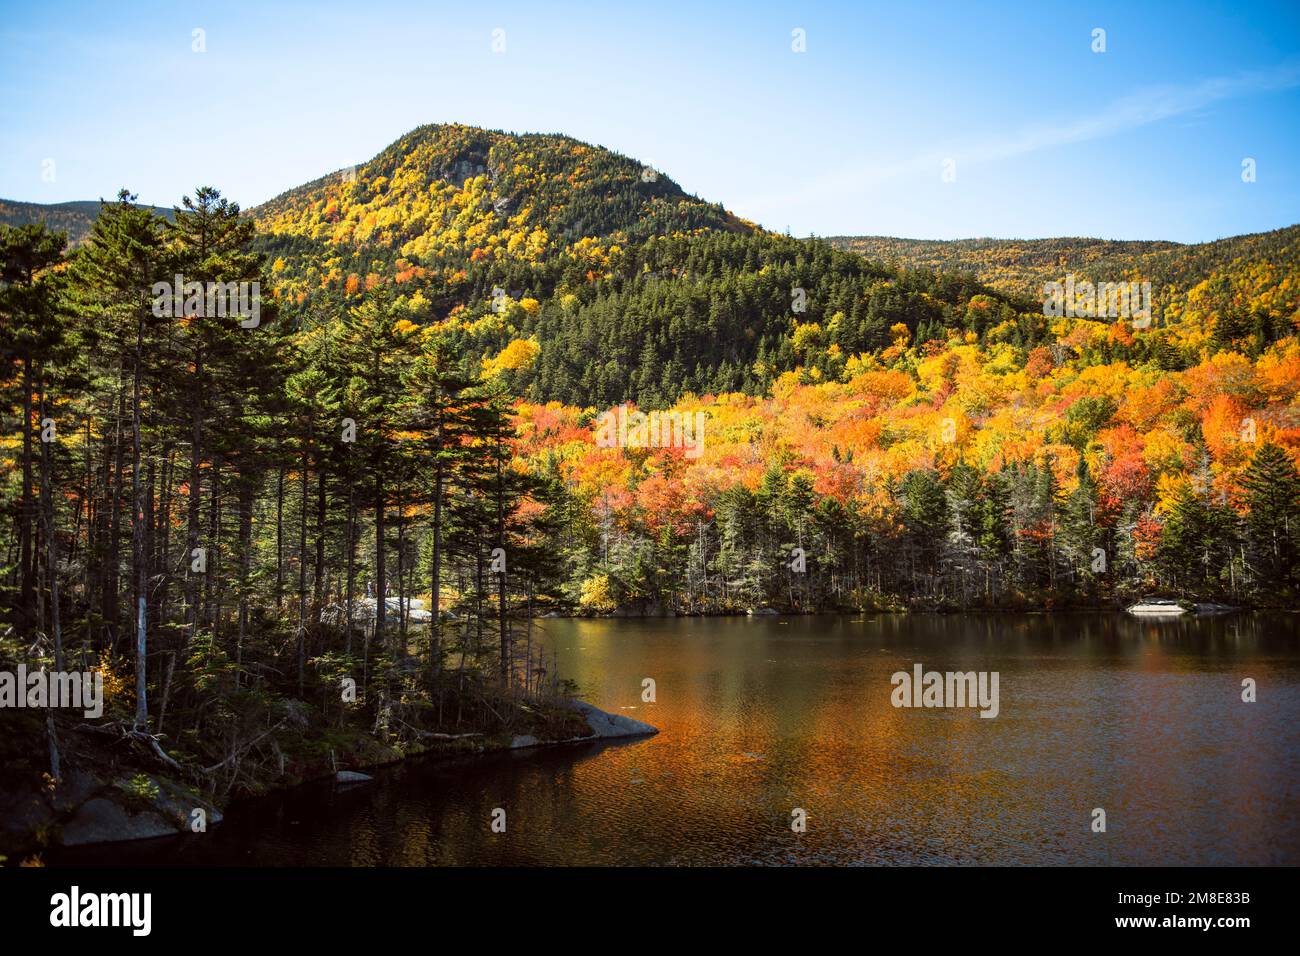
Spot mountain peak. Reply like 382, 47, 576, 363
250, 123, 750, 266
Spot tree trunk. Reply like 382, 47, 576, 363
104, 372, 126, 651
496, 460, 509, 683
131, 313, 148, 730
18, 355, 35, 632
275, 456, 285, 610
314, 468, 327, 620
429, 460, 443, 680
38, 381, 63, 672
237, 480, 253, 684
397, 480, 408, 650
185, 349, 203, 650
207, 454, 221, 642
375, 471, 386, 657
155, 446, 174, 628
298, 441, 309, 695
345, 483, 356, 657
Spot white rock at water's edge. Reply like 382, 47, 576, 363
508, 702, 658, 751
568, 700, 658, 739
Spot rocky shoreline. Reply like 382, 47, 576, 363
508, 699, 657, 750
0, 701, 657, 858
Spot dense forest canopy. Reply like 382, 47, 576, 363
0, 199, 174, 246
829, 228, 1300, 305
3, 124, 1300, 804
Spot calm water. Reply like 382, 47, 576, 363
56, 613, 1300, 866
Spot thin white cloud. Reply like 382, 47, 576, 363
960, 61, 1300, 166
734, 61, 1300, 221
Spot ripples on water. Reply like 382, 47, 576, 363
58, 613, 1300, 866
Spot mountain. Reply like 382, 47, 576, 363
252, 122, 750, 256
828, 228, 1300, 305
0, 198, 174, 244
10, 124, 1298, 410
4, 123, 1300, 634
248, 124, 1017, 408
13, 125, 1021, 409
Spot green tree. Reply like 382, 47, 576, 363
1241, 443, 1300, 595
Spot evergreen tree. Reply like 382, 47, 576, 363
1241, 443, 1300, 595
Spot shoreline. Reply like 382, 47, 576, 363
0, 700, 657, 860
544, 603, 1267, 619
3, 608, 1278, 862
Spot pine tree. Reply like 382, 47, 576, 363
1241, 443, 1300, 595
1156, 477, 1235, 596
899, 469, 949, 597
1061, 459, 1103, 598
0, 223, 68, 637
73, 191, 167, 728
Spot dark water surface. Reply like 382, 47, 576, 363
56, 613, 1300, 866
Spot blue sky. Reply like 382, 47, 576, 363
2, 0, 1298, 242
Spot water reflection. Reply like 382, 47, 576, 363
55, 613, 1300, 866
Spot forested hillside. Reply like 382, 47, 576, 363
240, 125, 1300, 617
0, 199, 173, 245
3, 127, 1300, 841
829, 227, 1300, 305
249, 124, 1013, 407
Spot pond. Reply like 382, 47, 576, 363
53, 612, 1300, 866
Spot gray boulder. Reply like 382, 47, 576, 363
59, 797, 175, 846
